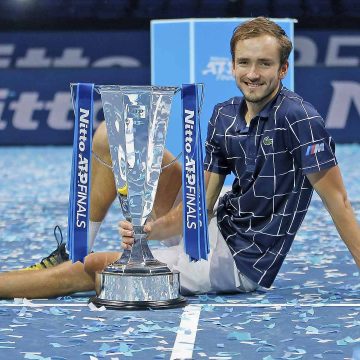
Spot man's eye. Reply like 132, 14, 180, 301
261, 62, 271, 67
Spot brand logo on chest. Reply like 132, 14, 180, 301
263, 136, 273, 146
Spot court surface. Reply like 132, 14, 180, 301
0, 145, 359, 360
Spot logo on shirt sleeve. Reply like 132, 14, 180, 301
306, 142, 325, 156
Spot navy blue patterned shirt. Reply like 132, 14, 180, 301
204, 86, 337, 288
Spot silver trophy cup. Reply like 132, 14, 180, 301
90, 85, 186, 309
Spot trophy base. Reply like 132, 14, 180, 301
89, 295, 187, 310
92, 267, 187, 310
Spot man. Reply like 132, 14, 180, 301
119, 17, 360, 291
0, 17, 359, 299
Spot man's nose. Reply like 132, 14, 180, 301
247, 65, 260, 80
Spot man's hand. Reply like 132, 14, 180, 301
118, 220, 152, 250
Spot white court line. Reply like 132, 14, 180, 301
170, 304, 202, 360
193, 303, 360, 308
1, 302, 360, 308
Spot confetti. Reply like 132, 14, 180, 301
0, 146, 359, 359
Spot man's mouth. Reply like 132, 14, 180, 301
244, 82, 263, 88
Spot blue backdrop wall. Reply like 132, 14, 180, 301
0, 28, 359, 145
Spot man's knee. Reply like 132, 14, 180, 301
84, 252, 120, 274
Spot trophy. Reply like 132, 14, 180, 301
90, 86, 187, 309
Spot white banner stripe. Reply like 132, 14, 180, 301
170, 304, 202, 360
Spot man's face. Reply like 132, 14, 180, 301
232, 35, 288, 106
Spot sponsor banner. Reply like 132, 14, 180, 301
0, 68, 149, 145
0, 31, 149, 69
0, 67, 360, 145
68, 83, 94, 263
295, 68, 360, 143
0, 28, 359, 146
182, 84, 209, 261
2, 30, 358, 68
0, 30, 150, 145
294, 30, 360, 67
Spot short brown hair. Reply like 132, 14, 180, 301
230, 17, 293, 66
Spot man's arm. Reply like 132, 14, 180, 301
148, 170, 226, 240
205, 170, 226, 221
307, 166, 360, 267
119, 170, 226, 246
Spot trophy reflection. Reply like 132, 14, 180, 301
90, 86, 186, 309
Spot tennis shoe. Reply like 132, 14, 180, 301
22, 225, 69, 270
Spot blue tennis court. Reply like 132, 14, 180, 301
0, 145, 359, 359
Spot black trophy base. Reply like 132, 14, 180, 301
89, 295, 187, 310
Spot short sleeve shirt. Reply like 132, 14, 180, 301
204, 86, 337, 288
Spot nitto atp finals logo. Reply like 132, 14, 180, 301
306, 142, 325, 156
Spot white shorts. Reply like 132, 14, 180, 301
152, 216, 259, 295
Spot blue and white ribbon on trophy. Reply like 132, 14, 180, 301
68, 83, 94, 262
181, 84, 209, 261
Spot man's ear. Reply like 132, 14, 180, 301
279, 61, 289, 80
232, 61, 236, 77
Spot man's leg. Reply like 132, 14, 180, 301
90, 121, 117, 223
0, 252, 119, 299
152, 150, 182, 220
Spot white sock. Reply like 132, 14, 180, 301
88, 221, 102, 252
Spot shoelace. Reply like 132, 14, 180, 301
29, 225, 65, 268
54, 225, 63, 248
42, 225, 66, 265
